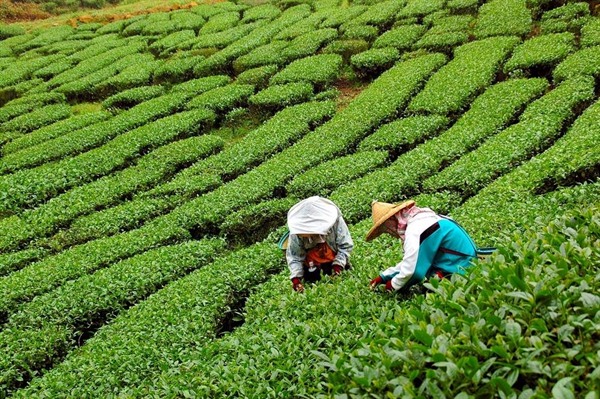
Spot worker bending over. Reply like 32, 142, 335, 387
285, 196, 354, 292
367, 200, 478, 292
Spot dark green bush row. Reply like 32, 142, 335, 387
220, 197, 298, 244
66, 34, 123, 63
397, 0, 446, 19
249, 82, 313, 110
162, 54, 446, 235
191, 21, 265, 51
32, 58, 74, 80
186, 83, 255, 112
0, 92, 189, 178
553, 45, 600, 83
0, 54, 64, 89
358, 114, 450, 154
46, 196, 189, 250
320, 6, 367, 28
332, 78, 549, 223
46, 40, 147, 89
581, 18, 600, 47
10, 26, 74, 54
0, 92, 66, 124
350, 47, 400, 76
351, 0, 405, 27
372, 24, 426, 50
96, 59, 163, 96
274, 11, 327, 40
340, 24, 379, 41
147, 100, 335, 198
169, 10, 207, 32
278, 27, 338, 62
102, 85, 166, 110
0, 25, 25, 40
446, 0, 478, 12
408, 36, 520, 115
322, 39, 369, 62
232, 41, 288, 72
193, 6, 311, 76
504, 32, 575, 75
14, 240, 284, 398
55, 53, 156, 100
153, 53, 206, 83
2, 111, 110, 155
0, 240, 224, 396
456, 98, 600, 241
235, 64, 279, 88
414, 31, 469, 53
0, 109, 216, 250
0, 214, 191, 318
422, 77, 595, 197
539, 2, 591, 34
148, 30, 196, 55
2, 134, 223, 252
0, 248, 47, 278
0, 103, 72, 136
474, 0, 532, 39
287, 150, 389, 198
241, 3, 282, 23
199, 11, 241, 35
270, 54, 343, 86
121, 13, 169, 37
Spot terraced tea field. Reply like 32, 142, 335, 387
0, 0, 598, 397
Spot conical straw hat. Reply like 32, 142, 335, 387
365, 200, 415, 241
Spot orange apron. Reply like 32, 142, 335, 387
305, 242, 336, 267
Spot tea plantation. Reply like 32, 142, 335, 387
0, 0, 598, 397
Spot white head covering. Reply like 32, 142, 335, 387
287, 196, 340, 235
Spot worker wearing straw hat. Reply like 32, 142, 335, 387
285, 196, 354, 292
367, 200, 478, 292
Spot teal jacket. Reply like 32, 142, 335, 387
380, 210, 477, 291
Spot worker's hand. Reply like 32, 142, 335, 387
332, 264, 343, 276
292, 277, 304, 293
369, 276, 383, 290
385, 280, 394, 292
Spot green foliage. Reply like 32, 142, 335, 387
320, 6, 368, 28
408, 36, 520, 115
232, 41, 288, 72
397, 0, 445, 19
350, 47, 400, 76
580, 18, 600, 47
220, 197, 298, 244
153, 53, 206, 83
186, 83, 255, 112
235, 64, 279, 88
323, 207, 599, 397
149, 30, 196, 55
372, 24, 427, 50
358, 115, 450, 154
540, 2, 591, 34
474, 0, 532, 39
102, 85, 166, 110
322, 39, 369, 62
200, 11, 240, 34
1, 111, 110, 155
270, 54, 343, 86
249, 82, 314, 110
504, 33, 576, 75
287, 150, 388, 198
0, 92, 66, 124
422, 77, 595, 197
0, 25, 25, 40
340, 24, 379, 41
0, 103, 72, 135
333, 78, 549, 223
241, 3, 281, 23
553, 45, 600, 83
351, 0, 406, 27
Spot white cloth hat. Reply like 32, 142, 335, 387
287, 196, 339, 235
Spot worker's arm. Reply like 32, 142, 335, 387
286, 234, 306, 279
379, 233, 421, 290
332, 216, 354, 267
